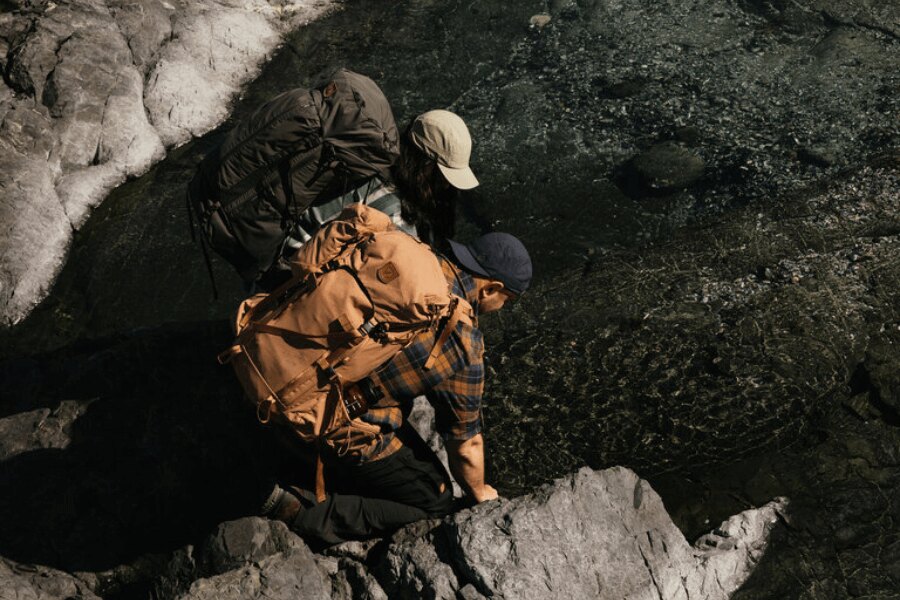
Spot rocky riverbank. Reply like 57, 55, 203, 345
0, 0, 334, 326
0, 329, 785, 598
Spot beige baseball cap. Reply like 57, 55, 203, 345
408, 110, 479, 190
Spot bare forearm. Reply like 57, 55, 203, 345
446, 434, 497, 502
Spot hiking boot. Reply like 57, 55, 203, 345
260, 484, 312, 524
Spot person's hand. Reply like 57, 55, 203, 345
473, 484, 499, 503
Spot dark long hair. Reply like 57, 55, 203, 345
391, 123, 459, 249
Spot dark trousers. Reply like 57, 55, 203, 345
290, 427, 454, 546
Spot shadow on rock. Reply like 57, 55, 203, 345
0, 321, 292, 572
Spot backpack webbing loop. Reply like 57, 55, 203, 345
239, 345, 285, 423
424, 297, 462, 370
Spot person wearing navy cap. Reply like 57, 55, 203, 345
448, 232, 532, 313
261, 231, 533, 546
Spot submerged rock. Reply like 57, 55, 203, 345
628, 141, 706, 193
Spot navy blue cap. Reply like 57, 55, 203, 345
448, 233, 533, 295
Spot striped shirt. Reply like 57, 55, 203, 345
355, 258, 484, 463
288, 177, 414, 247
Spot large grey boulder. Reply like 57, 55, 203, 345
140, 469, 783, 600
157, 517, 385, 600
378, 467, 786, 600
408, 396, 463, 497
0, 0, 334, 326
197, 517, 307, 575
154, 517, 332, 600
0, 145, 69, 332
177, 547, 331, 600
0, 556, 101, 600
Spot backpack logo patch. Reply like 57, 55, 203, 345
377, 262, 399, 284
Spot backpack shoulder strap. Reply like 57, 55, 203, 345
423, 295, 476, 370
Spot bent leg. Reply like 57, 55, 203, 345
292, 435, 454, 545
291, 492, 430, 546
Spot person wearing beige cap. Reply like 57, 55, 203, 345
392, 109, 479, 246
408, 110, 480, 190
274, 109, 478, 268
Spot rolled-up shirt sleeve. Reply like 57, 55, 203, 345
427, 323, 484, 441
371, 315, 485, 444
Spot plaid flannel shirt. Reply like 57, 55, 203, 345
358, 257, 485, 462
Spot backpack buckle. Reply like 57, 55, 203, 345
257, 397, 275, 424
366, 322, 388, 342
342, 383, 369, 419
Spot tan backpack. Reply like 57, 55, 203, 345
219, 204, 472, 465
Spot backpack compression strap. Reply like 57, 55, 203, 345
423, 297, 463, 370
186, 188, 220, 300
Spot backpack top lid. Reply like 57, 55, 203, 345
317, 69, 400, 180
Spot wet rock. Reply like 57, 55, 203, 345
798, 145, 837, 168
8, 0, 897, 350
0, 284, 868, 600
681, 393, 900, 599
0, 0, 897, 596
863, 341, 900, 414
628, 141, 706, 194
378, 467, 786, 600
0, 147, 70, 329
674, 126, 702, 147
107, 0, 175, 75
529, 14, 552, 29
811, 27, 884, 66
842, 392, 881, 422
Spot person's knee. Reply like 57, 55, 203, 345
424, 482, 454, 516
